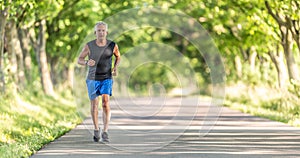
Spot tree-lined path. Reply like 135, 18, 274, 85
31, 97, 300, 158
2, 1, 300, 157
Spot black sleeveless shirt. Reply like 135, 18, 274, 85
86, 39, 115, 80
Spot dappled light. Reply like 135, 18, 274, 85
31, 97, 300, 157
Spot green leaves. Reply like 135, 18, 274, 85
2, 0, 300, 92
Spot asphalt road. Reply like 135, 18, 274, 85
31, 97, 300, 158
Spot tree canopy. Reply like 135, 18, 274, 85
0, 0, 299, 95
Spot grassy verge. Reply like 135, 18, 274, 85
0, 88, 83, 158
224, 83, 300, 127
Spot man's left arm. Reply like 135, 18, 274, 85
112, 44, 121, 76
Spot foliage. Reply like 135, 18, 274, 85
1, 0, 299, 85
2, 0, 299, 91
289, 79, 300, 98
0, 89, 82, 158
225, 84, 300, 127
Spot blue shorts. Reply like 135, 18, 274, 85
86, 79, 113, 100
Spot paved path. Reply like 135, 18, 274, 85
31, 97, 300, 158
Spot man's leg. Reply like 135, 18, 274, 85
102, 94, 111, 132
91, 97, 100, 142
90, 97, 100, 130
101, 94, 111, 142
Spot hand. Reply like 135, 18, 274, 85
112, 67, 117, 76
87, 59, 96, 66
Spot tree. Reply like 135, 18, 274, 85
1, 0, 31, 92
265, 0, 300, 82
1, 0, 299, 96
0, 1, 9, 93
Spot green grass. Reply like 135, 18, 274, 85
224, 84, 300, 127
0, 88, 83, 158
1, 80, 299, 157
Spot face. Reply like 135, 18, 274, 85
95, 24, 107, 40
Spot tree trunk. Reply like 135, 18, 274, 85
36, 19, 54, 95
249, 46, 257, 73
281, 27, 299, 81
67, 64, 74, 88
234, 55, 242, 78
0, 8, 8, 93
5, 20, 19, 84
10, 22, 25, 86
286, 14, 300, 55
18, 28, 32, 80
268, 45, 288, 89
239, 47, 248, 60
50, 58, 58, 86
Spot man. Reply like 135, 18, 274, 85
77, 21, 121, 142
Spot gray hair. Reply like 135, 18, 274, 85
94, 21, 108, 31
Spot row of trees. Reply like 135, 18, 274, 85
1, 0, 92, 95
1, 0, 299, 96
183, 0, 300, 89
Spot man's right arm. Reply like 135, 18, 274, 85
77, 44, 89, 66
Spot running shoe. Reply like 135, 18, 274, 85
93, 128, 100, 142
101, 131, 109, 143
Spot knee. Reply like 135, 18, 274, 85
102, 102, 110, 110
102, 96, 110, 109
91, 103, 98, 112
102, 101, 110, 111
